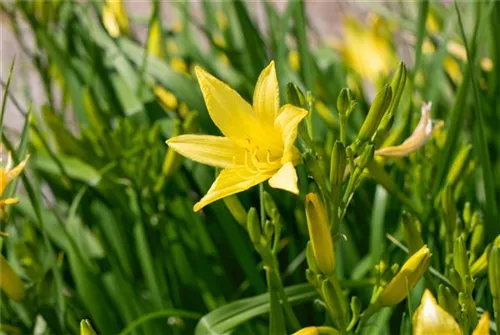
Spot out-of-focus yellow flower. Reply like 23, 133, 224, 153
0, 255, 25, 301
218, 53, 230, 65
305, 193, 335, 276
216, 10, 228, 31
444, 57, 463, 84
472, 313, 490, 335
80, 319, 97, 335
376, 102, 444, 157
167, 62, 307, 211
0, 151, 29, 211
170, 57, 188, 74
289, 50, 300, 71
293, 326, 339, 335
147, 16, 165, 59
413, 290, 461, 335
102, 0, 129, 38
378, 246, 431, 306
212, 34, 227, 48
340, 16, 397, 84
154, 86, 178, 111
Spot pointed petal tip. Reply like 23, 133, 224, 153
193, 202, 203, 212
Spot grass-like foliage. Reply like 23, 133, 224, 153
1, 1, 499, 334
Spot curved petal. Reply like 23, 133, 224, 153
253, 61, 280, 124
268, 162, 299, 194
195, 66, 255, 140
194, 168, 273, 211
275, 104, 308, 163
167, 135, 243, 168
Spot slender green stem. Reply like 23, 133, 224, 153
259, 183, 266, 225
118, 309, 202, 335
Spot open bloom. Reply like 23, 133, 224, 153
376, 102, 444, 157
0, 151, 29, 210
167, 61, 307, 211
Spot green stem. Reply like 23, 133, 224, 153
259, 183, 266, 225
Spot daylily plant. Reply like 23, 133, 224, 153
167, 61, 308, 211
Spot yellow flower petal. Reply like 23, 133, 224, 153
268, 162, 299, 194
253, 61, 280, 124
275, 104, 308, 163
195, 66, 255, 140
167, 135, 243, 169
472, 313, 490, 335
194, 168, 273, 211
413, 290, 461, 335
0, 198, 19, 205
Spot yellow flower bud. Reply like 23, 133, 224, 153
305, 193, 335, 276
80, 319, 97, 335
355, 85, 392, 146
293, 326, 339, 335
378, 246, 431, 306
413, 290, 461, 335
154, 86, 178, 111
102, 0, 129, 38
147, 16, 165, 59
0, 255, 25, 301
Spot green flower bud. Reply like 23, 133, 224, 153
471, 244, 491, 277
286, 83, 306, 108
80, 319, 97, 335
470, 212, 482, 232
463, 202, 472, 230
246, 208, 262, 246
306, 269, 318, 288
377, 62, 407, 137
330, 141, 347, 188
448, 268, 463, 292
454, 236, 470, 280
378, 246, 431, 306
488, 246, 500, 298
337, 88, 352, 116
441, 185, 457, 233
0, 255, 25, 301
305, 193, 335, 276
264, 220, 274, 242
358, 144, 375, 169
445, 144, 472, 188
306, 241, 320, 274
322, 279, 347, 331
263, 191, 279, 222
355, 85, 392, 147
470, 224, 485, 260
402, 212, 424, 254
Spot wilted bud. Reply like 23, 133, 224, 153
472, 312, 490, 335
446, 145, 472, 188
80, 319, 97, 335
322, 279, 347, 331
330, 141, 347, 188
305, 193, 335, 275
337, 88, 352, 116
413, 290, 461, 335
441, 185, 457, 233
454, 236, 470, 280
402, 212, 424, 254
438, 284, 459, 318
286, 83, 306, 108
246, 208, 262, 246
378, 246, 431, 306
489, 246, 500, 298
0, 255, 25, 301
471, 244, 491, 277
354, 85, 392, 147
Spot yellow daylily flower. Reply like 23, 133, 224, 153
0, 254, 25, 301
340, 16, 397, 84
293, 326, 339, 335
0, 151, 29, 211
102, 0, 129, 38
167, 61, 308, 211
472, 313, 490, 335
376, 102, 444, 157
413, 289, 461, 335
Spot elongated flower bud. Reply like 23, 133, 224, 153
337, 88, 352, 116
377, 62, 407, 136
147, 14, 165, 58
263, 191, 279, 222
80, 319, 97, 335
305, 193, 335, 275
306, 242, 320, 274
378, 246, 431, 306
402, 212, 424, 254
322, 279, 347, 331
286, 83, 306, 108
330, 141, 347, 188
0, 255, 25, 301
355, 85, 392, 146
293, 326, 339, 335
471, 244, 491, 277
246, 208, 262, 246
102, 0, 130, 37
446, 145, 472, 187
413, 290, 461, 335
454, 236, 470, 280
470, 224, 485, 260
441, 185, 457, 233
489, 246, 500, 298
438, 284, 459, 318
